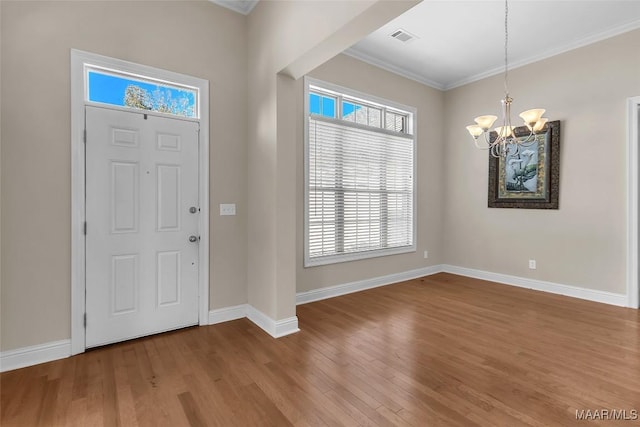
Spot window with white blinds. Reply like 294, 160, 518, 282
304, 78, 416, 267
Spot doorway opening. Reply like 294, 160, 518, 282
71, 50, 210, 354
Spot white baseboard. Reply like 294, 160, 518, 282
274, 316, 300, 338
296, 264, 443, 305
0, 339, 71, 373
1, 265, 626, 374
442, 264, 628, 307
244, 305, 273, 335
296, 263, 628, 308
210, 304, 299, 338
245, 305, 300, 338
208, 304, 248, 325
1, 303, 295, 373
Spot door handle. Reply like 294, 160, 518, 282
188, 235, 198, 243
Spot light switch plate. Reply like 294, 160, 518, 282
220, 203, 236, 216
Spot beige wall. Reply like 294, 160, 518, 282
246, 0, 418, 319
297, 54, 445, 292
0, 0, 248, 351
443, 29, 640, 293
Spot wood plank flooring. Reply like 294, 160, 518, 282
2, 273, 639, 426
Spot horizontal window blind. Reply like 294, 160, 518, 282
307, 114, 414, 263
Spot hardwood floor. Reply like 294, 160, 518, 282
2, 273, 639, 426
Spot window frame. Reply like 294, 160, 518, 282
304, 76, 417, 267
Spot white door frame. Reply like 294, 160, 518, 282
627, 96, 640, 309
70, 50, 210, 354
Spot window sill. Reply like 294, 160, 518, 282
304, 245, 416, 268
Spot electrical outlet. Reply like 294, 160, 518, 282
423, 250, 429, 259
529, 259, 537, 270
220, 203, 236, 216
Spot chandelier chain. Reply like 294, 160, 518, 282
504, 0, 509, 97
465, 0, 547, 158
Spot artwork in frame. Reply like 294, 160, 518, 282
488, 120, 560, 209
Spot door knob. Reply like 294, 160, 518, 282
189, 206, 198, 214
188, 235, 198, 243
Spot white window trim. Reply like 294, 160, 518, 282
303, 76, 417, 267
70, 49, 210, 355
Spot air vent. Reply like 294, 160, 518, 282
390, 29, 417, 43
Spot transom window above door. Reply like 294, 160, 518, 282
86, 67, 198, 118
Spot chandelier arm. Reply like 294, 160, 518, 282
484, 132, 495, 146
490, 142, 501, 158
519, 129, 537, 144
474, 140, 491, 150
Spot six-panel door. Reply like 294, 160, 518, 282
85, 106, 199, 347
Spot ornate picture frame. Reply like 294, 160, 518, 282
488, 120, 560, 209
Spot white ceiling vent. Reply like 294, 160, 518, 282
390, 29, 417, 43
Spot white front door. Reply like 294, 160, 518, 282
85, 106, 200, 348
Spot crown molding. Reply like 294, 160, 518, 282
348, 17, 640, 92
445, 17, 640, 90
343, 48, 445, 91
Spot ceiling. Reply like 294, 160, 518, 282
347, 0, 640, 90
211, 0, 640, 91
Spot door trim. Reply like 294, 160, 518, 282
628, 96, 640, 309
70, 49, 210, 354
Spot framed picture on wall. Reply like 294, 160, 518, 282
488, 120, 560, 209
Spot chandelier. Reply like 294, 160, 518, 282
465, 0, 548, 158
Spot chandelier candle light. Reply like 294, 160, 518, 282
466, 0, 548, 158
